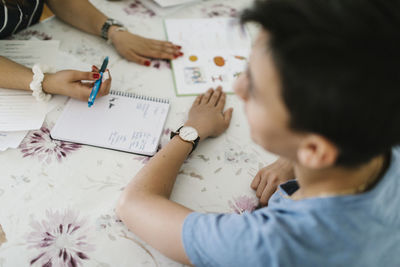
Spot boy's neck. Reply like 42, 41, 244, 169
292, 154, 389, 200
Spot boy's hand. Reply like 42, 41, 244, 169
185, 87, 233, 140
251, 157, 295, 206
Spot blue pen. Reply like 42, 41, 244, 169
88, 56, 109, 107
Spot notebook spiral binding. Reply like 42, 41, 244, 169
110, 90, 169, 104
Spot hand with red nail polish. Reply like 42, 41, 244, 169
108, 26, 183, 65
42, 69, 112, 101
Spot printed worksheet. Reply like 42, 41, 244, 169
0, 40, 60, 151
165, 18, 252, 95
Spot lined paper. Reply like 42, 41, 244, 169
51, 92, 170, 156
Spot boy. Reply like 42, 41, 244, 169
117, 0, 400, 266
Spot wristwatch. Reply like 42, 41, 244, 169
101, 18, 125, 40
170, 126, 200, 154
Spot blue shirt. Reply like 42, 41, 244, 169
182, 147, 400, 267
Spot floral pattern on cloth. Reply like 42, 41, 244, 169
123, 0, 156, 17
26, 210, 94, 267
150, 59, 171, 70
228, 195, 259, 214
202, 4, 238, 18
9, 30, 52, 40
19, 127, 81, 164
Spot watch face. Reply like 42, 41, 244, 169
179, 126, 198, 141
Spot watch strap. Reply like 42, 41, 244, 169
101, 18, 124, 40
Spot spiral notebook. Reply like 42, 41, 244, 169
50, 91, 170, 156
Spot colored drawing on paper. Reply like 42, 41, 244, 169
211, 75, 226, 82
233, 72, 242, 78
189, 55, 198, 62
234, 55, 246, 61
213, 56, 225, 67
184, 67, 206, 85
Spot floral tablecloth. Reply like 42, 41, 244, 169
0, 0, 277, 266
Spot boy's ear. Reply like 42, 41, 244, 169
297, 134, 338, 169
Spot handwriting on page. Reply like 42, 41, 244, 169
108, 131, 157, 152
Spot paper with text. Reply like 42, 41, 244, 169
0, 40, 59, 67
51, 92, 170, 156
0, 40, 60, 151
0, 131, 28, 151
165, 18, 251, 95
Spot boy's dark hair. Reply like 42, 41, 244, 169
241, 0, 400, 166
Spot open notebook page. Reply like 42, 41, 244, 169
51, 92, 170, 156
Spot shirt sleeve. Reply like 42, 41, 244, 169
182, 211, 279, 267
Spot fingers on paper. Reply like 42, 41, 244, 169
193, 94, 202, 105
149, 40, 181, 59
200, 88, 213, 104
125, 50, 152, 66
209, 87, 222, 106
223, 108, 233, 125
216, 92, 226, 110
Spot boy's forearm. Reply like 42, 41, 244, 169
121, 136, 193, 199
46, 0, 107, 37
0, 56, 33, 91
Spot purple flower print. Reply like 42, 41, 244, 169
26, 210, 94, 267
150, 59, 171, 70
9, 30, 52, 40
133, 155, 151, 164
202, 4, 238, 18
124, 0, 156, 17
19, 127, 81, 164
228, 195, 258, 214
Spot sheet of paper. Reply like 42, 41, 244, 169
141, 0, 189, 17
0, 40, 59, 67
0, 49, 87, 151
152, 0, 199, 8
0, 94, 48, 131
0, 40, 60, 152
0, 131, 28, 152
165, 18, 252, 95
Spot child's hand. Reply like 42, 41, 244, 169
251, 157, 295, 206
185, 87, 233, 140
42, 69, 111, 101
110, 30, 182, 66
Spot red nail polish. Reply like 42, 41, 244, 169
93, 73, 100, 79
179, 52, 184, 56
144, 60, 151, 66
177, 45, 182, 49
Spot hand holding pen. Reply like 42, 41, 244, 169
41, 64, 111, 101
88, 56, 110, 107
